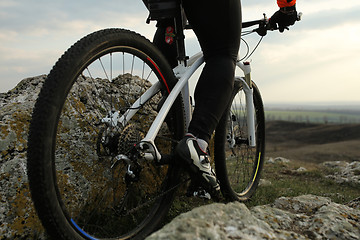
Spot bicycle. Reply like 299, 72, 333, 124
27, 1, 301, 239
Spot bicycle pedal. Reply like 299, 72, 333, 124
186, 180, 212, 200
192, 189, 211, 200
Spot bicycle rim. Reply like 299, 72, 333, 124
215, 80, 265, 201
28, 29, 184, 239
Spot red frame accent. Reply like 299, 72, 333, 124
147, 57, 171, 94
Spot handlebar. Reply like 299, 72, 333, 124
242, 12, 302, 36
242, 19, 263, 29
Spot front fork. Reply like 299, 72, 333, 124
233, 61, 256, 148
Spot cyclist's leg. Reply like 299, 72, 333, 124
182, 0, 242, 143
173, 0, 241, 196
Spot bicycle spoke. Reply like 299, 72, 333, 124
55, 51, 177, 238
216, 79, 264, 200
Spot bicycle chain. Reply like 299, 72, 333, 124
119, 175, 191, 217
112, 125, 192, 217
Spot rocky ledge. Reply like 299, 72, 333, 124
147, 195, 360, 240
1, 76, 359, 239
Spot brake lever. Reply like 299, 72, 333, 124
255, 13, 268, 36
253, 12, 302, 36
297, 12, 303, 21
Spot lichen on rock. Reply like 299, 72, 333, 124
147, 195, 360, 240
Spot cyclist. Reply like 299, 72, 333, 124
145, 0, 298, 197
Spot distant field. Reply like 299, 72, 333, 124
265, 109, 360, 124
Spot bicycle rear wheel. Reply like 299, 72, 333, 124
214, 79, 265, 201
27, 29, 184, 239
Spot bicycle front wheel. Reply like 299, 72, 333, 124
27, 29, 184, 239
214, 79, 265, 201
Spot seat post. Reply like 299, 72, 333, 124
173, 5, 188, 65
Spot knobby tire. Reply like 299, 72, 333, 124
215, 80, 265, 201
27, 28, 184, 240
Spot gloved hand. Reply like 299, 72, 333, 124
269, 8, 297, 32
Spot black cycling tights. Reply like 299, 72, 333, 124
154, 0, 241, 143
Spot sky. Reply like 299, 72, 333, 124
1, 0, 360, 105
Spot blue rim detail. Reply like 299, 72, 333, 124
71, 218, 99, 240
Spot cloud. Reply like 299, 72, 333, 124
0, 1, 156, 92
295, 6, 360, 31
1, 0, 360, 105
0, 45, 60, 88
300, 0, 360, 15
0, 1, 149, 35
238, 0, 360, 103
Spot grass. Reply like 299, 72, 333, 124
244, 159, 360, 208
265, 110, 360, 124
164, 158, 360, 224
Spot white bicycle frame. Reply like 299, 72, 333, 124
104, 10, 306, 164
104, 52, 257, 162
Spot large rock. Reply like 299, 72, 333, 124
147, 195, 360, 240
0, 74, 159, 239
323, 161, 360, 185
0, 75, 46, 239
1, 76, 360, 239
